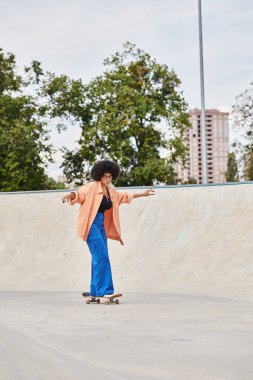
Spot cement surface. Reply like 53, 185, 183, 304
1, 183, 253, 379
1, 291, 253, 380
1, 184, 253, 301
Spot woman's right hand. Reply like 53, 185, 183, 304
62, 193, 75, 203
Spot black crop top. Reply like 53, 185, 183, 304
98, 195, 112, 213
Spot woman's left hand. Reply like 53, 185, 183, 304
143, 189, 155, 196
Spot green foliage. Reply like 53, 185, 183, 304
0, 43, 190, 190
225, 152, 239, 182
43, 42, 190, 186
0, 48, 54, 191
186, 177, 197, 185
0, 50, 22, 94
243, 152, 253, 181
232, 82, 253, 157
244, 160, 253, 181
44, 177, 66, 190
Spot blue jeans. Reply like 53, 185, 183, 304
86, 212, 114, 297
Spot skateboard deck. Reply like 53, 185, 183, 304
85, 293, 122, 305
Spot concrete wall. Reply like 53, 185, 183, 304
1, 183, 253, 300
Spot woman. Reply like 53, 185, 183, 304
62, 159, 154, 298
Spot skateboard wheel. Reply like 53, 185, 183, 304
115, 299, 119, 304
96, 299, 100, 304
86, 299, 91, 304
105, 300, 110, 305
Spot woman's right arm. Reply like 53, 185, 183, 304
62, 186, 86, 206
62, 192, 76, 204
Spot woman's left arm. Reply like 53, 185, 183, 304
115, 189, 155, 205
133, 189, 155, 199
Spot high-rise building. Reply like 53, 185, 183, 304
177, 109, 229, 184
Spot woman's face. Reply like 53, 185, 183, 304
100, 172, 113, 186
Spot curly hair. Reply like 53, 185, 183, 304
90, 159, 120, 181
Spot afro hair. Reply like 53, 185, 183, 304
90, 159, 120, 181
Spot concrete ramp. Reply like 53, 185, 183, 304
1, 183, 253, 300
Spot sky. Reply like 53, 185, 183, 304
0, 0, 252, 179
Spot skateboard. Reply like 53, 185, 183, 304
85, 293, 122, 305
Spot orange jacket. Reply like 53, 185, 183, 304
69, 181, 133, 245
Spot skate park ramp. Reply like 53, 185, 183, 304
1, 182, 253, 301
1, 183, 253, 380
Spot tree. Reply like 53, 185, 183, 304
43, 42, 190, 186
231, 82, 253, 182
186, 177, 197, 185
225, 152, 239, 182
45, 177, 66, 190
232, 82, 253, 154
0, 48, 54, 191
